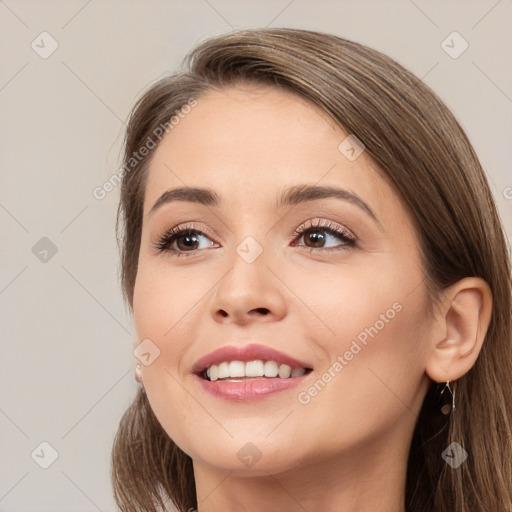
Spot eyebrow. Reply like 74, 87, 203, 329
148, 184, 380, 225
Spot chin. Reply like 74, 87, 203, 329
191, 442, 308, 477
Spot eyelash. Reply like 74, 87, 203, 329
153, 219, 357, 257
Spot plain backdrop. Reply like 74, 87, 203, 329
1, 1, 511, 511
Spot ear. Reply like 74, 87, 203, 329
425, 277, 492, 383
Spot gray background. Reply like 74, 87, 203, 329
1, 1, 511, 511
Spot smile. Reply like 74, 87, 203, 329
193, 343, 313, 400
204, 360, 309, 381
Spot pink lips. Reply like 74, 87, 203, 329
192, 343, 311, 374
192, 343, 312, 401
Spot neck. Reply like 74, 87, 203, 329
192, 434, 409, 512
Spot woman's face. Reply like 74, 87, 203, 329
133, 84, 435, 476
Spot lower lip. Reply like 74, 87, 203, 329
196, 374, 309, 401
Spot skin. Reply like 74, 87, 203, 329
132, 84, 492, 512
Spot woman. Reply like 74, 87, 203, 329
111, 28, 512, 512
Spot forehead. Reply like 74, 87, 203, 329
142, 84, 408, 231
149, 84, 346, 174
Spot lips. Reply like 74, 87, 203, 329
192, 343, 313, 377
192, 343, 313, 400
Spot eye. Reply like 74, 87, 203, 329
154, 219, 357, 258
153, 223, 217, 257
292, 219, 356, 251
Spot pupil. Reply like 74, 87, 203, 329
307, 231, 325, 247
181, 233, 198, 249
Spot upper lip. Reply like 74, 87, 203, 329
192, 343, 313, 374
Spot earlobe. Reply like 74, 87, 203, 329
425, 277, 492, 383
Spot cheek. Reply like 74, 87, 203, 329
132, 262, 188, 395
287, 254, 428, 361
132, 258, 223, 424
292, 261, 431, 423
323, 283, 428, 365
296, 282, 431, 441
133, 260, 201, 348
132, 264, 207, 453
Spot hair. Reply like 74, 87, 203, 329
111, 28, 512, 512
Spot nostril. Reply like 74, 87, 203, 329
216, 307, 269, 318
251, 308, 269, 315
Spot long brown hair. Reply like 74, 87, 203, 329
111, 28, 512, 512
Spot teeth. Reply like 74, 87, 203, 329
218, 361, 230, 379
264, 360, 279, 377
291, 368, 306, 378
206, 360, 307, 381
246, 360, 265, 377
209, 364, 219, 381
278, 364, 292, 378
229, 361, 245, 377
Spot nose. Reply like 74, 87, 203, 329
209, 247, 287, 326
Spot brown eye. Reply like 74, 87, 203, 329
302, 229, 329, 248
293, 220, 356, 251
154, 227, 217, 256
173, 231, 201, 251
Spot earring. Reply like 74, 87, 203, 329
135, 364, 144, 389
440, 381, 456, 415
